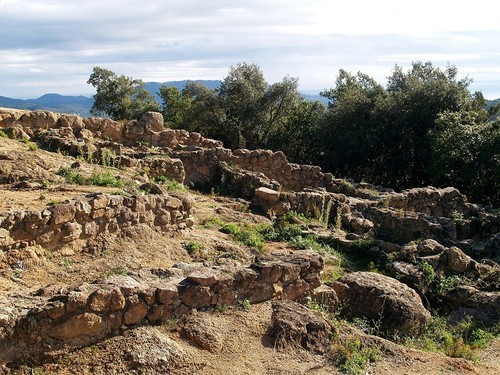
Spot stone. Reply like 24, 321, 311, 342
254, 187, 280, 203
186, 270, 218, 287
446, 246, 473, 273
417, 239, 446, 256
179, 285, 212, 308
141, 111, 164, 133
50, 204, 76, 225
49, 313, 105, 340
180, 314, 223, 353
332, 272, 431, 335
270, 300, 334, 354
60, 222, 82, 242
123, 295, 148, 325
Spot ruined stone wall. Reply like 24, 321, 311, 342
0, 109, 222, 150
0, 193, 194, 251
3, 251, 323, 359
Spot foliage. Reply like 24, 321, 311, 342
220, 222, 264, 250
407, 316, 498, 361
182, 241, 204, 255
154, 175, 188, 191
429, 110, 499, 206
158, 85, 192, 127
330, 338, 379, 374
181, 63, 301, 149
87, 66, 160, 120
57, 166, 125, 188
0, 130, 8, 138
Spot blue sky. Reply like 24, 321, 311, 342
1, 0, 499, 99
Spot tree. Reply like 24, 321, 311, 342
158, 85, 192, 127
268, 99, 326, 165
181, 63, 301, 149
320, 62, 487, 192
429, 110, 500, 206
87, 66, 160, 120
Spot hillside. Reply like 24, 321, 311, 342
0, 108, 498, 374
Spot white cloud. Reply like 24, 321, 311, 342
0, 0, 499, 98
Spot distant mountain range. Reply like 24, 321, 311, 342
1, 81, 497, 117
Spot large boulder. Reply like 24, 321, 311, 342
331, 272, 431, 335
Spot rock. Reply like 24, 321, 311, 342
417, 239, 446, 256
141, 111, 164, 133
49, 313, 105, 339
186, 270, 218, 287
50, 204, 76, 225
385, 261, 423, 286
270, 300, 334, 354
332, 272, 431, 335
123, 295, 148, 325
254, 187, 280, 203
180, 314, 223, 353
444, 285, 500, 320
446, 246, 473, 273
306, 284, 339, 311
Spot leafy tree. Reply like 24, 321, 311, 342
158, 85, 192, 127
181, 63, 301, 149
320, 62, 489, 194
87, 66, 160, 120
268, 99, 326, 165
429, 110, 500, 206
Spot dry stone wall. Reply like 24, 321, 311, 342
0, 192, 194, 251
2, 251, 323, 360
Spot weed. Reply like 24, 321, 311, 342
100, 148, 118, 168
154, 175, 187, 192
87, 171, 125, 187
202, 216, 226, 228
240, 299, 251, 311
60, 258, 72, 267
330, 338, 379, 374
0, 130, 7, 138
182, 241, 204, 255
406, 316, 498, 361
109, 266, 128, 276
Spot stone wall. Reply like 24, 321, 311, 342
0, 192, 194, 251
2, 251, 323, 360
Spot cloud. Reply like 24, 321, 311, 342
0, 0, 499, 98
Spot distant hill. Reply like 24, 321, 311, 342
0, 94, 93, 117
2, 83, 496, 117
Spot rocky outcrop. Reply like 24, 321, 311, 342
0, 251, 323, 361
331, 272, 431, 335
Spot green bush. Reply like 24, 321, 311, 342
331, 339, 379, 374
57, 166, 125, 187
0, 130, 7, 138
154, 175, 187, 191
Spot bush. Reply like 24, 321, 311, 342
331, 338, 379, 374
154, 175, 187, 191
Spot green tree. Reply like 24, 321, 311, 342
158, 85, 192, 127
87, 66, 160, 120
181, 63, 300, 149
320, 62, 488, 195
429, 110, 500, 205
268, 99, 326, 165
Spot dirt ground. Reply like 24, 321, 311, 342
0, 136, 499, 374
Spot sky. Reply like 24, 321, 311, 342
0, 0, 499, 99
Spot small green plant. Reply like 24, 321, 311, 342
60, 258, 72, 267
182, 241, 204, 255
38, 193, 46, 201
87, 171, 125, 187
109, 266, 128, 276
28, 142, 38, 151
154, 175, 187, 191
407, 316, 498, 361
220, 222, 264, 250
240, 299, 251, 311
0, 129, 7, 138
331, 338, 380, 374
100, 148, 118, 168
202, 216, 226, 228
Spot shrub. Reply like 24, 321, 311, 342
330, 338, 379, 374
154, 175, 188, 192
0, 130, 7, 138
